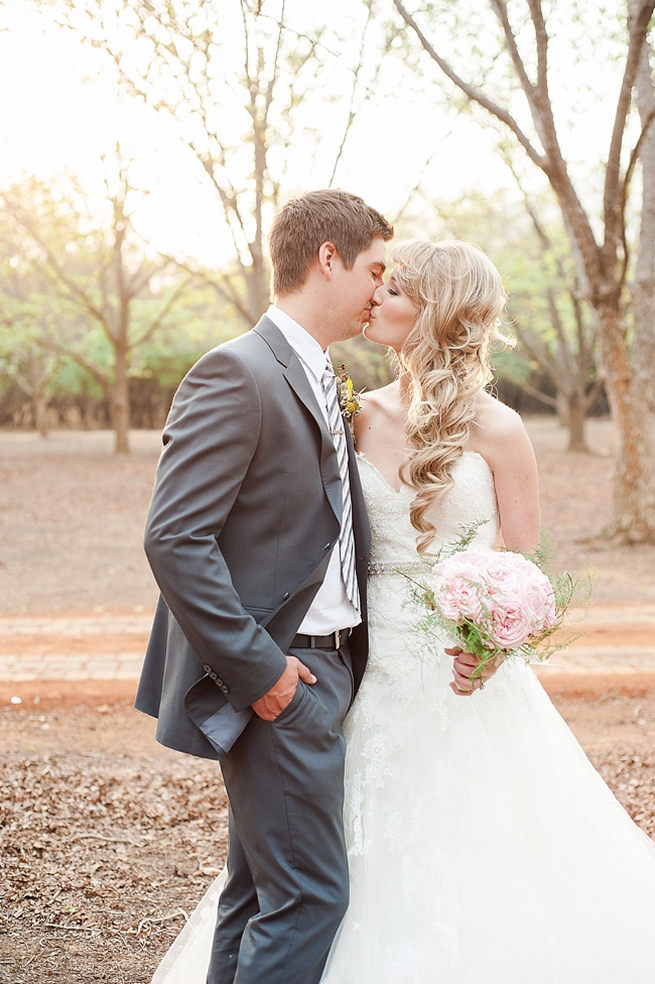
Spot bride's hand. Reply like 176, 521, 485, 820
447, 647, 502, 696
251, 655, 317, 720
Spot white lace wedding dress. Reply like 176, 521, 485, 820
151, 452, 655, 983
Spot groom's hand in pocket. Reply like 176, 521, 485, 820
251, 656, 317, 721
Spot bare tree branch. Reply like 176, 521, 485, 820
393, 0, 547, 170
603, 0, 655, 260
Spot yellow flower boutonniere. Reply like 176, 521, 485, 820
337, 363, 363, 422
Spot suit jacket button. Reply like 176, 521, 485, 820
283, 592, 290, 601
202, 664, 212, 673
323, 542, 332, 551
221, 684, 230, 694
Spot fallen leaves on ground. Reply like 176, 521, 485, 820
2, 695, 655, 983
1, 704, 227, 983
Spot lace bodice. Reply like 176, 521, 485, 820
358, 450, 499, 572
336, 451, 501, 832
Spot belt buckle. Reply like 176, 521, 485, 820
333, 629, 341, 649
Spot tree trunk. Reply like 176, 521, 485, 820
248, 252, 270, 324
33, 386, 49, 438
609, 1, 655, 541
112, 343, 130, 454
597, 296, 655, 540
611, 398, 655, 540
554, 392, 570, 429
566, 392, 588, 452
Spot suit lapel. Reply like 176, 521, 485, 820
253, 317, 342, 523
344, 423, 371, 596
254, 316, 370, 607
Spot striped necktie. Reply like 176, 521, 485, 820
321, 359, 360, 612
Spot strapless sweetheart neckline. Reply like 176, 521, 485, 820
356, 449, 490, 496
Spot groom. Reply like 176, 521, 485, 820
136, 189, 393, 983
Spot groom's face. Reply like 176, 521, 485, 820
327, 238, 387, 342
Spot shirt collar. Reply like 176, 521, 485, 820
266, 304, 329, 381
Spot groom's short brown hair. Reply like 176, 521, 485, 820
268, 189, 393, 296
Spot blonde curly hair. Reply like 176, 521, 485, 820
393, 240, 510, 554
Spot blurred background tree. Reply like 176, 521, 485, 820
2, 0, 653, 544
393, 0, 655, 539
0, 157, 196, 451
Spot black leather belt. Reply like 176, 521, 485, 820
291, 628, 352, 650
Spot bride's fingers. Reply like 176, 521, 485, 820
479, 656, 503, 681
451, 666, 478, 694
452, 651, 502, 679
450, 649, 502, 696
449, 680, 474, 697
452, 650, 480, 670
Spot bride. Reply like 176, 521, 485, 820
151, 240, 655, 983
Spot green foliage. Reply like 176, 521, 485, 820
131, 281, 245, 387
49, 358, 106, 399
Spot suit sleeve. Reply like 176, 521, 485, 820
143, 345, 287, 711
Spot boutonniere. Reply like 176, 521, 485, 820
337, 364, 364, 422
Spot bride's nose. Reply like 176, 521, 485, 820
371, 284, 384, 305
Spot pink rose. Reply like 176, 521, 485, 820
428, 547, 558, 652
521, 576, 557, 630
486, 599, 534, 648
428, 549, 492, 623
435, 574, 485, 623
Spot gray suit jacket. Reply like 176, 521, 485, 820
135, 317, 370, 760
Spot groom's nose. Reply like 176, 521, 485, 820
371, 285, 383, 305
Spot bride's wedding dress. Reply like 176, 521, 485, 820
151, 452, 655, 983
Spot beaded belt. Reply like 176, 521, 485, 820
367, 561, 427, 577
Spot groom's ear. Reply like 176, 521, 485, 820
317, 241, 339, 280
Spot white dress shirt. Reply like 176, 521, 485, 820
266, 305, 361, 634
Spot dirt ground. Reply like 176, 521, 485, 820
1, 418, 655, 983
3, 690, 655, 984
1, 417, 654, 615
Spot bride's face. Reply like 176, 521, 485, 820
364, 269, 418, 352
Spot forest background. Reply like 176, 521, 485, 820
3, 4, 655, 979
1, 0, 654, 546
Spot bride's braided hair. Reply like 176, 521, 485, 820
393, 240, 510, 554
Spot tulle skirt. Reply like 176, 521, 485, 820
150, 620, 655, 983
320, 634, 655, 983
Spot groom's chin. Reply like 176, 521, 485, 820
342, 322, 368, 341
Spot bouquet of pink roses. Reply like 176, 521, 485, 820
414, 542, 576, 683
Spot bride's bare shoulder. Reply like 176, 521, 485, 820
360, 382, 397, 410
358, 383, 401, 424
468, 391, 531, 454
354, 382, 402, 445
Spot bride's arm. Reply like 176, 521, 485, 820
470, 396, 540, 555
451, 403, 540, 697
488, 412, 540, 555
